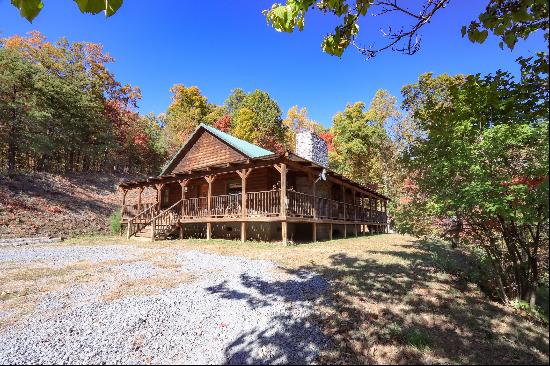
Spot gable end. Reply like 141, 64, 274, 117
163, 129, 247, 175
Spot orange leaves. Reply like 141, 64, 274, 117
318, 131, 335, 152
501, 175, 548, 191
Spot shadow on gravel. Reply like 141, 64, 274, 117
217, 239, 549, 364
206, 271, 329, 364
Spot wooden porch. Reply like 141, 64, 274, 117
119, 154, 389, 244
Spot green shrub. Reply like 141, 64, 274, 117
511, 299, 549, 324
109, 210, 122, 235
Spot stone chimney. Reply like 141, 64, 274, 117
295, 130, 328, 167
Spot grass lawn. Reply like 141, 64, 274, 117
65, 233, 549, 364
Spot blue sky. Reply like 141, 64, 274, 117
0, 0, 545, 128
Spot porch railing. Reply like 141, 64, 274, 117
181, 197, 208, 218
127, 203, 158, 238
247, 189, 280, 216
123, 202, 155, 218
287, 190, 314, 217
211, 193, 242, 217
288, 190, 387, 223
152, 199, 182, 239
127, 189, 387, 224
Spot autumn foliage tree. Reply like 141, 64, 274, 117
0, 32, 165, 175
400, 59, 549, 304
163, 84, 229, 154
225, 89, 287, 153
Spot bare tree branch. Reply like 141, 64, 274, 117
352, 0, 450, 59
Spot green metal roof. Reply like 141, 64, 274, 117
160, 123, 274, 175
199, 123, 274, 158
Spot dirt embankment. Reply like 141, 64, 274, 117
0, 172, 144, 238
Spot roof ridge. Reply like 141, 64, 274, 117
199, 123, 274, 157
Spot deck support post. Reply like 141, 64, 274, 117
312, 222, 317, 242
282, 221, 288, 246
237, 169, 252, 243
344, 224, 347, 238
125, 221, 130, 239
329, 223, 333, 241
206, 222, 211, 240
275, 163, 288, 245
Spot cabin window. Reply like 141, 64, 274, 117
227, 180, 242, 195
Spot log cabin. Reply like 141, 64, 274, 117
119, 123, 389, 243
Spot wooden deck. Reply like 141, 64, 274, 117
122, 188, 387, 225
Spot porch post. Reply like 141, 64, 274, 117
154, 183, 165, 211
275, 163, 288, 245
178, 179, 189, 239
329, 223, 333, 240
341, 185, 346, 221
370, 197, 375, 221
352, 189, 357, 222
179, 180, 188, 200
137, 187, 144, 212
237, 169, 252, 243
205, 175, 216, 240
358, 192, 363, 229
309, 173, 317, 219
384, 199, 388, 233
121, 188, 128, 217
121, 188, 129, 238
179, 179, 189, 216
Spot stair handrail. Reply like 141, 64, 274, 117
127, 203, 159, 238
151, 199, 183, 239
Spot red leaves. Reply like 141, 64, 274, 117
133, 133, 149, 148
213, 115, 232, 133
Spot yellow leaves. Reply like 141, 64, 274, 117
233, 107, 259, 143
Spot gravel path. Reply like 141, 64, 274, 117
0, 244, 329, 364
0, 245, 143, 267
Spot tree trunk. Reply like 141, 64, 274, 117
7, 136, 16, 176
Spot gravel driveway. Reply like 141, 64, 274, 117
0, 244, 329, 364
